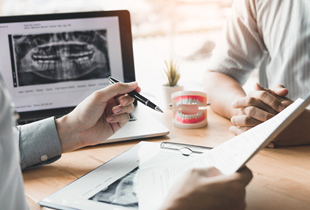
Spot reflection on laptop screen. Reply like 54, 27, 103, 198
0, 11, 135, 122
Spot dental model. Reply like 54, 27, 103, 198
171, 91, 208, 129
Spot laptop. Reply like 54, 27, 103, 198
0, 10, 169, 143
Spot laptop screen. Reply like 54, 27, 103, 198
0, 11, 135, 122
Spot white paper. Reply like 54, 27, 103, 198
138, 98, 306, 209
138, 151, 214, 210
39, 141, 161, 210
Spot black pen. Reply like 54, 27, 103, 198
108, 76, 164, 113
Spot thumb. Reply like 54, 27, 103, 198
234, 166, 253, 186
272, 84, 288, 97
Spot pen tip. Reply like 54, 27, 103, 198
155, 106, 164, 113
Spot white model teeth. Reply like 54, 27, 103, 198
176, 98, 203, 107
177, 110, 203, 119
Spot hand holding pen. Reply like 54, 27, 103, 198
108, 76, 164, 113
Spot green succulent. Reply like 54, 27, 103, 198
164, 59, 181, 87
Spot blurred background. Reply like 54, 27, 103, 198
0, 0, 257, 96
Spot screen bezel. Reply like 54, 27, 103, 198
0, 10, 136, 123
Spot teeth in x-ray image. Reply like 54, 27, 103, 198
14, 30, 110, 83
30, 42, 95, 72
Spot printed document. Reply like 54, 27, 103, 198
138, 98, 305, 209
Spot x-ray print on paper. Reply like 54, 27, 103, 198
89, 167, 139, 208
12, 30, 111, 86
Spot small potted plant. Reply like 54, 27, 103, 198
162, 58, 183, 107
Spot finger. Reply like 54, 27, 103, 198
94, 82, 139, 103
254, 83, 276, 95
231, 114, 262, 127
276, 84, 285, 88
106, 112, 131, 123
135, 86, 141, 93
254, 84, 292, 109
202, 167, 223, 177
256, 83, 289, 99
232, 97, 279, 115
105, 97, 118, 118
267, 142, 275, 148
254, 83, 275, 94
106, 95, 134, 117
243, 106, 275, 122
112, 103, 135, 115
254, 82, 264, 91
272, 84, 289, 97
115, 94, 136, 106
234, 166, 253, 186
251, 91, 285, 112
229, 126, 252, 135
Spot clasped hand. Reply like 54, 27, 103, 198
229, 83, 292, 140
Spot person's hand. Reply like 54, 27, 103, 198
161, 167, 253, 210
256, 84, 293, 107
55, 82, 141, 152
229, 83, 292, 136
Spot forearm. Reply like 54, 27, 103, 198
203, 70, 246, 119
274, 109, 310, 146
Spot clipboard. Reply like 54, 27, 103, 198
38, 141, 212, 210
160, 141, 212, 156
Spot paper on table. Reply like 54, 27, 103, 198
138, 98, 306, 210
39, 141, 162, 210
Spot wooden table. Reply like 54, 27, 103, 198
23, 107, 310, 210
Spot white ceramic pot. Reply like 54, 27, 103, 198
162, 85, 184, 108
